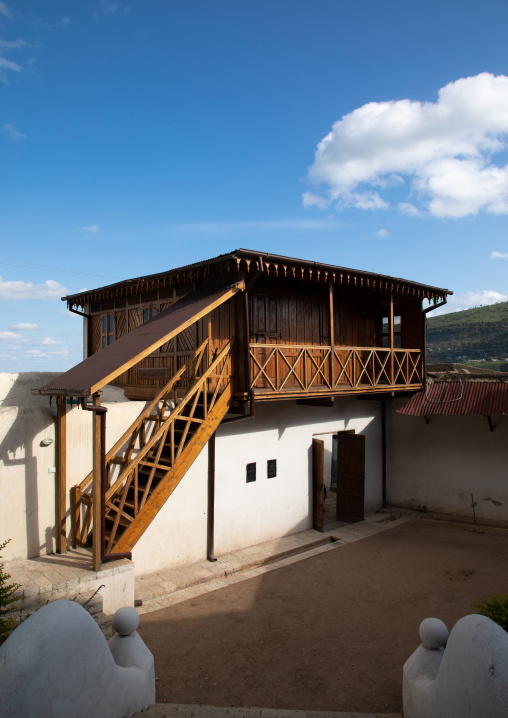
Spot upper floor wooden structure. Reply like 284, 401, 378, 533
60, 248, 451, 403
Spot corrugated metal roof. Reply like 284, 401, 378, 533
35, 282, 242, 398
398, 381, 508, 416
64, 248, 452, 306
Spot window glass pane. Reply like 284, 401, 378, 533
103, 316, 107, 333
394, 315, 401, 329
382, 317, 389, 330
152, 307, 158, 315
394, 335, 402, 348
143, 309, 149, 323
382, 336, 390, 348
102, 336, 107, 348
109, 315, 114, 332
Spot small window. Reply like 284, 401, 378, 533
246, 462, 256, 483
381, 315, 402, 348
143, 306, 159, 323
267, 459, 277, 479
101, 313, 115, 347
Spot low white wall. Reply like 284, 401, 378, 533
387, 398, 508, 524
0, 601, 155, 718
0, 373, 146, 562
132, 397, 382, 576
403, 615, 508, 718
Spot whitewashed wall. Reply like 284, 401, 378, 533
1, 373, 384, 571
0, 373, 146, 562
387, 398, 508, 524
132, 397, 382, 576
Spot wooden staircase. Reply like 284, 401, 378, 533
73, 337, 235, 556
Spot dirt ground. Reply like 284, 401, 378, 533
138, 519, 508, 714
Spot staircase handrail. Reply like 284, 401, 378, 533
78, 337, 209, 493
105, 338, 234, 502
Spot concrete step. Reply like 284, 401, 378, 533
133, 704, 402, 718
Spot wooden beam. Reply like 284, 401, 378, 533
56, 397, 67, 554
329, 280, 335, 387
389, 292, 394, 385
92, 392, 102, 572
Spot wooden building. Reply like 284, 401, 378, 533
35, 249, 451, 572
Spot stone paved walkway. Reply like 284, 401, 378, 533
134, 513, 408, 615
133, 703, 402, 718
4, 512, 408, 627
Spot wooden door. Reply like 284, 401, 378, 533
251, 293, 279, 388
336, 432, 365, 522
312, 438, 325, 532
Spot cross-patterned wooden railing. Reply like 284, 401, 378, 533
73, 337, 234, 551
249, 344, 422, 393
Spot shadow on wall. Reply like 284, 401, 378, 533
0, 373, 62, 559
0, 404, 57, 558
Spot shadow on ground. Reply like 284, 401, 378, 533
138, 520, 508, 714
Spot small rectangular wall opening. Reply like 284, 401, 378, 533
246, 462, 256, 483
267, 459, 277, 478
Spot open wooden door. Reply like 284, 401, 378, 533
312, 438, 325, 532
336, 432, 365, 523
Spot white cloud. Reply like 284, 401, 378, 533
376, 228, 388, 238
0, 36, 34, 81
100, 1, 119, 14
79, 224, 100, 234
0, 276, 67, 300
0, 2, 11, 18
3, 123, 25, 140
491, 251, 508, 260
0, 331, 26, 342
305, 73, 508, 218
399, 202, 423, 218
40, 337, 64, 345
61, 17, 71, 27
25, 349, 49, 358
11, 322, 38, 330
432, 289, 508, 315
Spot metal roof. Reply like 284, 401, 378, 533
35, 282, 242, 398
64, 248, 452, 307
397, 380, 508, 417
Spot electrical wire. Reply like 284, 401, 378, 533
0, 258, 123, 280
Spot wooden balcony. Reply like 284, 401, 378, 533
249, 344, 423, 400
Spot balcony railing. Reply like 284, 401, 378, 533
249, 344, 422, 394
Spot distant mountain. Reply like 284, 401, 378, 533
425, 301, 508, 366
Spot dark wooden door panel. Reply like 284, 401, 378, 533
337, 432, 365, 523
312, 438, 325, 532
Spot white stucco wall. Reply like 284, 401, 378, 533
132, 397, 383, 576
387, 398, 508, 524
0, 373, 147, 562
1, 372, 384, 571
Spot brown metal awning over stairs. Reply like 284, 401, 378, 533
33, 282, 243, 398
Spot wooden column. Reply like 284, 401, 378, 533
56, 397, 67, 554
329, 280, 335, 387
389, 292, 394, 385
92, 392, 102, 572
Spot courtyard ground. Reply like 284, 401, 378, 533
138, 519, 508, 715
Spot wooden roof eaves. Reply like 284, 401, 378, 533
64, 248, 451, 309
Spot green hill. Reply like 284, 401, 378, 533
425, 301, 508, 366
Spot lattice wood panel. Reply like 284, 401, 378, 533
91, 315, 102, 354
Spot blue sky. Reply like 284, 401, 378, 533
1, 0, 508, 372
